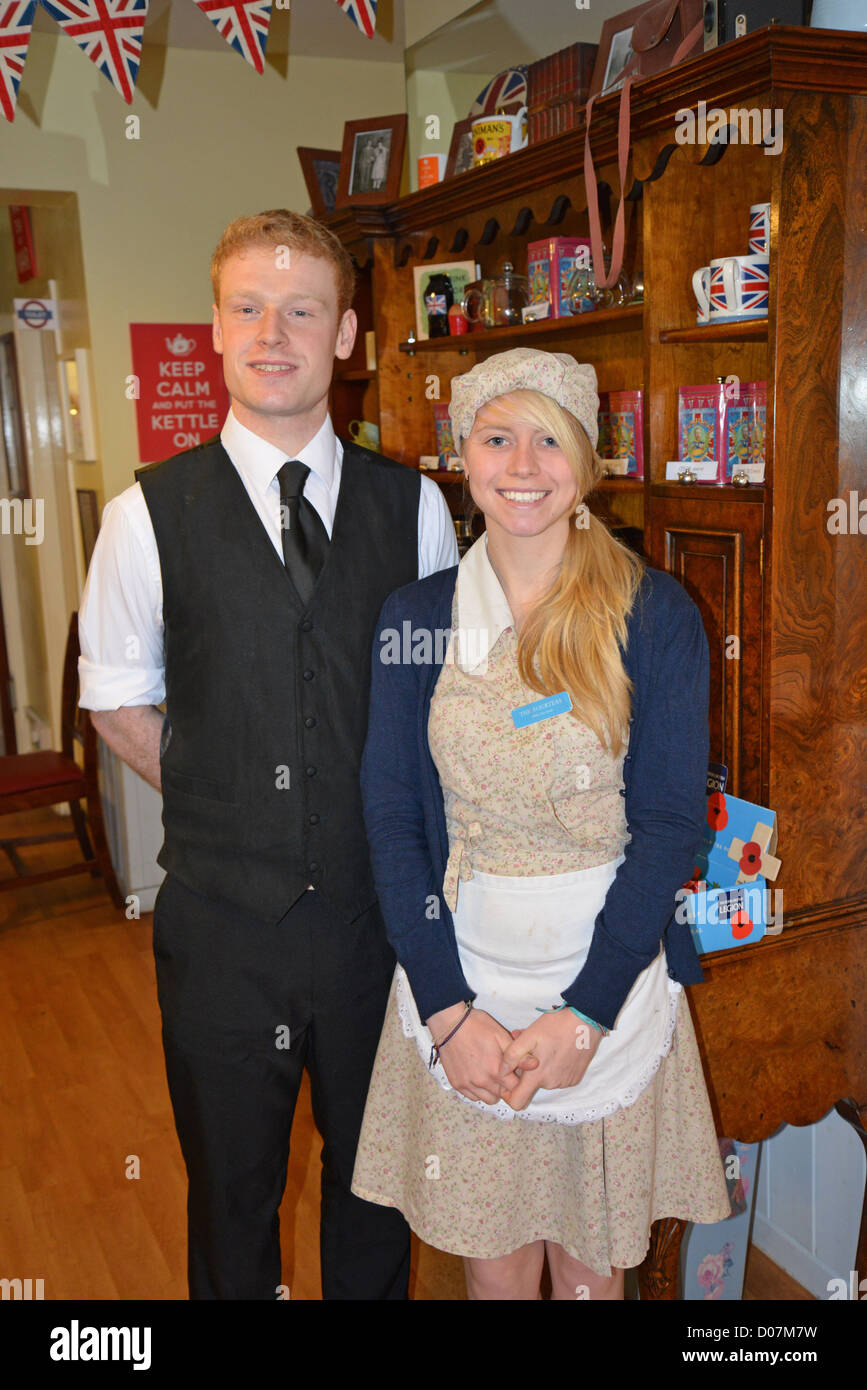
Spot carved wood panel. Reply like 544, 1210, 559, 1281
650, 497, 764, 803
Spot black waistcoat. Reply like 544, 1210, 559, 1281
136, 435, 420, 923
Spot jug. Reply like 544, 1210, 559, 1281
461, 261, 530, 329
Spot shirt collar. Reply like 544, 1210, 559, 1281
451, 532, 514, 673
220, 406, 338, 490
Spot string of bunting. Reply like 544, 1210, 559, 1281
1, 1, 38, 122
1, 0, 376, 123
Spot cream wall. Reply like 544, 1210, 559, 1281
404, 0, 478, 48
1, 32, 407, 504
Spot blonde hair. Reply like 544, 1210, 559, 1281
463, 389, 645, 757
210, 209, 357, 318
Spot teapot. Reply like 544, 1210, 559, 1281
461, 261, 530, 329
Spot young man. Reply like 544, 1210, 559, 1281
78, 210, 458, 1299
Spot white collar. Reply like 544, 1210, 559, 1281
451, 533, 514, 673
220, 405, 337, 490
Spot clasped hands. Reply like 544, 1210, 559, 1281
425, 1001, 603, 1111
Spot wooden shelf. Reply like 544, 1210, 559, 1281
598, 477, 644, 491
659, 321, 768, 344
323, 29, 867, 247
650, 481, 765, 501
400, 305, 644, 355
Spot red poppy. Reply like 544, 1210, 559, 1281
731, 910, 753, 940
739, 840, 762, 875
707, 791, 728, 831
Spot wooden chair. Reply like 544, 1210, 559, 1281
0, 611, 124, 909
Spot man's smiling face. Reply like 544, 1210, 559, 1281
212, 245, 356, 442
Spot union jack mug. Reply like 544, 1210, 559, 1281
709, 254, 769, 322
749, 203, 770, 256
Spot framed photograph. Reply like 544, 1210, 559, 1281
297, 147, 341, 218
0, 333, 29, 498
76, 488, 100, 572
336, 114, 407, 207
445, 117, 474, 180
412, 260, 477, 342
589, 3, 648, 98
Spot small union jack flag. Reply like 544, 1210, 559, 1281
334, 0, 376, 39
1, 0, 36, 122
193, 0, 271, 73
39, 0, 148, 104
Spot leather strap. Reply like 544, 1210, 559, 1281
584, 9, 704, 290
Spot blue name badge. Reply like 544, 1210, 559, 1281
511, 690, 572, 729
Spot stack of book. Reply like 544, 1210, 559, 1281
527, 42, 598, 144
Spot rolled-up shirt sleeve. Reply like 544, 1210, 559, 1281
418, 473, 459, 577
78, 485, 166, 710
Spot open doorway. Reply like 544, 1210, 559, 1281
0, 192, 101, 756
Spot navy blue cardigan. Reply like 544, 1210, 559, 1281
359, 562, 709, 1032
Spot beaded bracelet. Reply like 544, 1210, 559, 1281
429, 1001, 473, 1069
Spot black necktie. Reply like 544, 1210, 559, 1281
276, 460, 330, 604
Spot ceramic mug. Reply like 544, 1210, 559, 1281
709, 254, 769, 321
749, 203, 770, 256
692, 265, 711, 324
471, 107, 528, 166
348, 419, 380, 451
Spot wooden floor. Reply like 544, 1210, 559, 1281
0, 808, 813, 1301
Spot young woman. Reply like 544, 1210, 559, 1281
351, 348, 730, 1300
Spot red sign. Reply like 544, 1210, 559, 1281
10, 206, 37, 282
129, 323, 231, 464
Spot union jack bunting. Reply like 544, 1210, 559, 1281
0, 0, 36, 122
38, 0, 148, 104
333, 0, 376, 39
192, 0, 271, 74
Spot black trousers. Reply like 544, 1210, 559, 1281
152, 873, 411, 1300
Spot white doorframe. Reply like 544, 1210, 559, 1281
12, 312, 81, 746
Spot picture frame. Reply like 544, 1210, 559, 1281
76, 488, 100, 572
589, 3, 649, 98
445, 117, 474, 180
336, 114, 407, 208
297, 147, 341, 219
0, 333, 29, 498
412, 260, 477, 342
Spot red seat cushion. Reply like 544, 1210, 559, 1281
0, 750, 85, 797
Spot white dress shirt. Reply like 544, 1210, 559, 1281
78, 407, 459, 709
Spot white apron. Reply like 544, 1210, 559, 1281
395, 853, 681, 1124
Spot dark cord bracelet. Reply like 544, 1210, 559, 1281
429, 1001, 473, 1069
